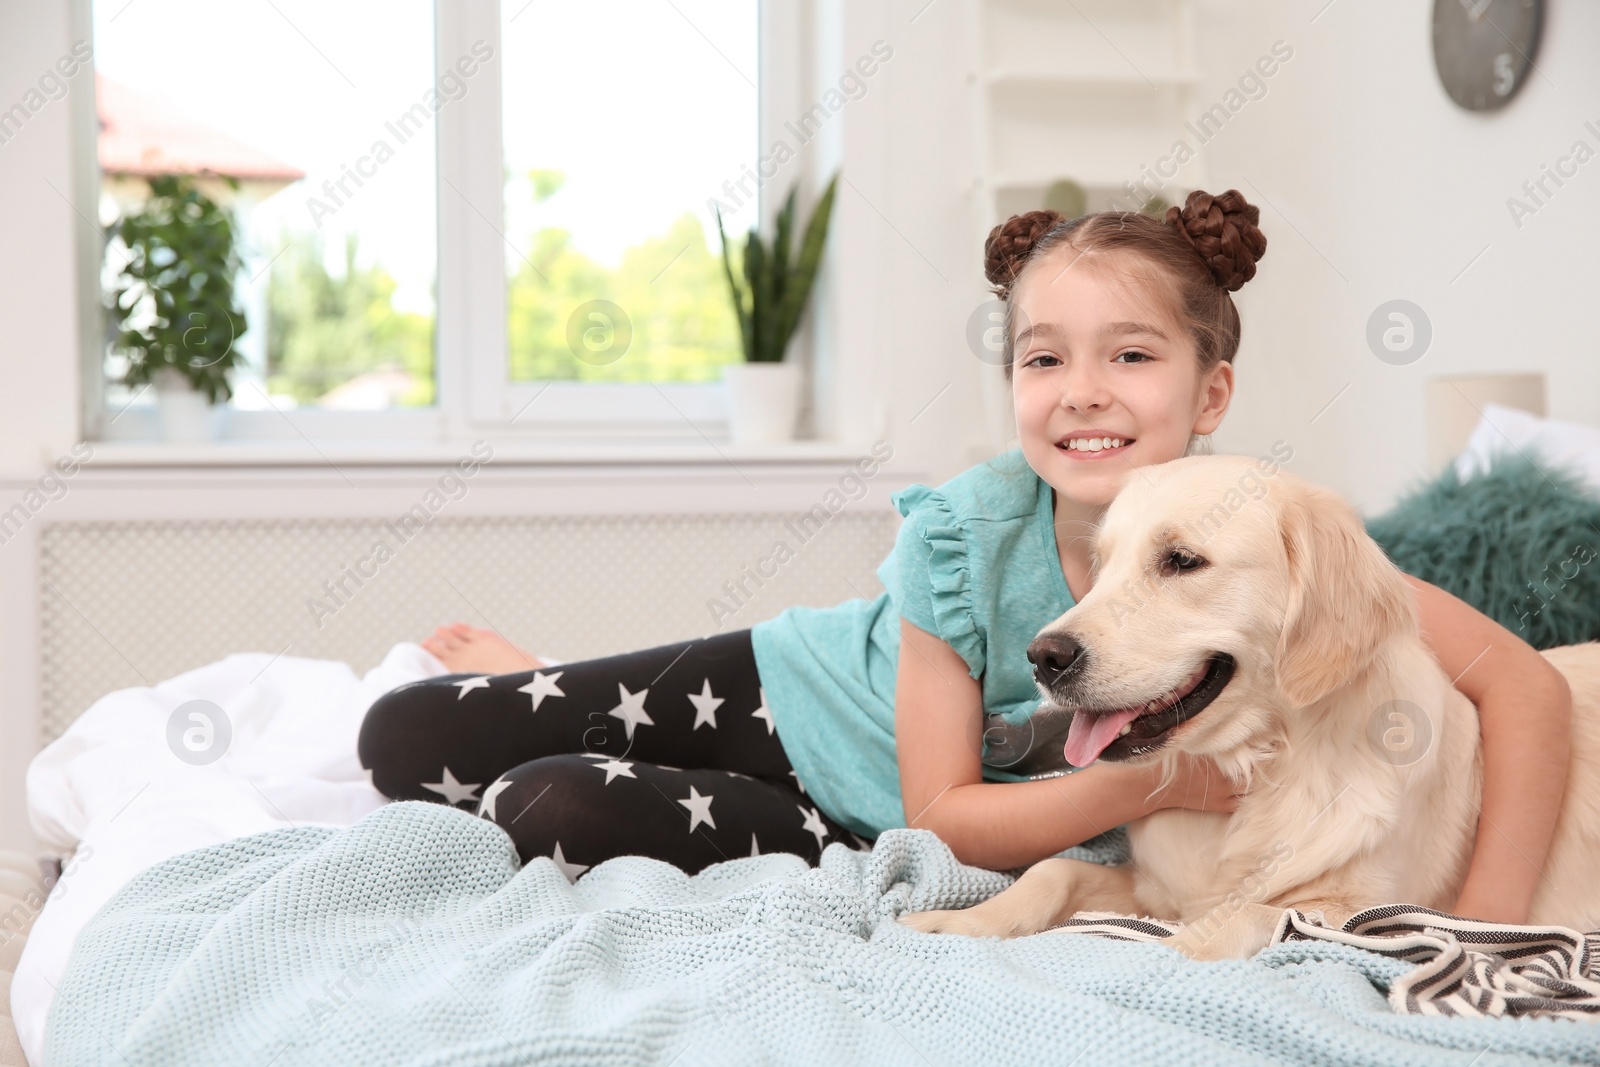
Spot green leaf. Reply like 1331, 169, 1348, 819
770, 185, 797, 321
105, 174, 247, 402
714, 203, 754, 362
745, 227, 772, 364
770, 172, 838, 360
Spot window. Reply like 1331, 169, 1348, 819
93, 0, 438, 424
88, 0, 762, 443
500, 1, 754, 386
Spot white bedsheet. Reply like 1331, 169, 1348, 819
11, 641, 465, 1067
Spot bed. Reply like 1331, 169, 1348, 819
13, 404, 1600, 1066
0, 852, 48, 1067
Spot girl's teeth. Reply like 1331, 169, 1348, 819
1066, 437, 1127, 451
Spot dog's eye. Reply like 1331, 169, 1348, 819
1160, 548, 1206, 577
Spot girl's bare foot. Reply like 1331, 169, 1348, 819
421, 622, 546, 674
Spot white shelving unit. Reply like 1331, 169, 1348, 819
965, 0, 1209, 451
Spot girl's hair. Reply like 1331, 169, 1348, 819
985, 189, 1267, 380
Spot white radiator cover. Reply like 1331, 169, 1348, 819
37, 511, 899, 744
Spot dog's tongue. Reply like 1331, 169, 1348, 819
1064, 706, 1145, 767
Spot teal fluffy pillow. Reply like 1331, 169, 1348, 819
1364, 449, 1600, 651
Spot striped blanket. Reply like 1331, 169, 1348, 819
1046, 905, 1600, 1021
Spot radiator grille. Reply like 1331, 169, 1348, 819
38, 511, 898, 744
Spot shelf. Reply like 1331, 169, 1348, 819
75, 438, 881, 470
986, 0, 1186, 15
985, 69, 1198, 91
991, 169, 1202, 193
987, 181, 1197, 224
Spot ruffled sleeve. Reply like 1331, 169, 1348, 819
879, 484, 985, 680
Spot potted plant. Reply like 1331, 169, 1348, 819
108, 174, 248, 441
714, 172, 838, 446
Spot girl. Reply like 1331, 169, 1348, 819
359, 190, 1571, 924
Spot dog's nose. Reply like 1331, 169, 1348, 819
1027, 632, 1086, 688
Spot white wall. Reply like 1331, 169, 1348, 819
0, 0, 90, 474
1190, 0, 1600, 512
815, 2, 1002, 475
826, 0, 1600, 512
0, 0, 94, 857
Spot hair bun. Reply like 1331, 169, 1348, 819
1164, 189, 1266, 291
984, 209, 1064, 295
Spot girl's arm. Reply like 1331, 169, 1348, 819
895, 617, 1238, 871
1404, 575, 1573, 924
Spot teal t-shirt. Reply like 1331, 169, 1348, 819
749, 448, 1077, 840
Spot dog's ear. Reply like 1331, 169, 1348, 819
1273, 485, 1416, 708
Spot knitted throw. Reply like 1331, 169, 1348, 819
45, 803, 1600, 1066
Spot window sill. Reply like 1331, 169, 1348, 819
83, 438, 879, 469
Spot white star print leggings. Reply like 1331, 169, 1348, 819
357, 629, 865, 877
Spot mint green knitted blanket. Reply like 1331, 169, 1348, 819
45, 802, 1597, 1066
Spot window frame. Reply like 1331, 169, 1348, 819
86, 0, 781, 445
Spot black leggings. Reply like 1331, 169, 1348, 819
357, 629, 864, 876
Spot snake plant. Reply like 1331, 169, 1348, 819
714, 172, 838, 363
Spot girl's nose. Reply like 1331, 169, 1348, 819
1057, 362, 1111, 412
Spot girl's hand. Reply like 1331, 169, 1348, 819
1147, 752, 1243, 814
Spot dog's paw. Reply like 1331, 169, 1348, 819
1157, 902, 1283, 961
897, 909, 968, 935
1158, 927, 1235, 961
898, 907, 1020, 938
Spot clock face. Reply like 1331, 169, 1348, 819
1432, 0, 1544, 111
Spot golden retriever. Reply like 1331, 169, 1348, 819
899, 454, 1600, 959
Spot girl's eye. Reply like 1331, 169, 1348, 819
1023, 352, 1060, 369
1113, 350, 1151, 363
1159, 548, 1206, 577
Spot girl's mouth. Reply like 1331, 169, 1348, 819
1055, 435, 1135, 461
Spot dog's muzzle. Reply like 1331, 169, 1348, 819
1027, 632, 1085, 694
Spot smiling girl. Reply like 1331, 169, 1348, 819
363, 190, 1570, 924
892, 189, 1571, 923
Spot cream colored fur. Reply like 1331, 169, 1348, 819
900, 455, 1600, 959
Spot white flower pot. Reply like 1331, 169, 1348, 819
723, 361, 802, 446
152, 367, 221, 442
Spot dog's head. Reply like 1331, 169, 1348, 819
1030, 454, 1417, 769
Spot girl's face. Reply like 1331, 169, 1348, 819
1011, 246, 1233, 508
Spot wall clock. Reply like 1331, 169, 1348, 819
1432, 0, 1544, 111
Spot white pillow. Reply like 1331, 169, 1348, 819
1454, 402, 1600, 494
